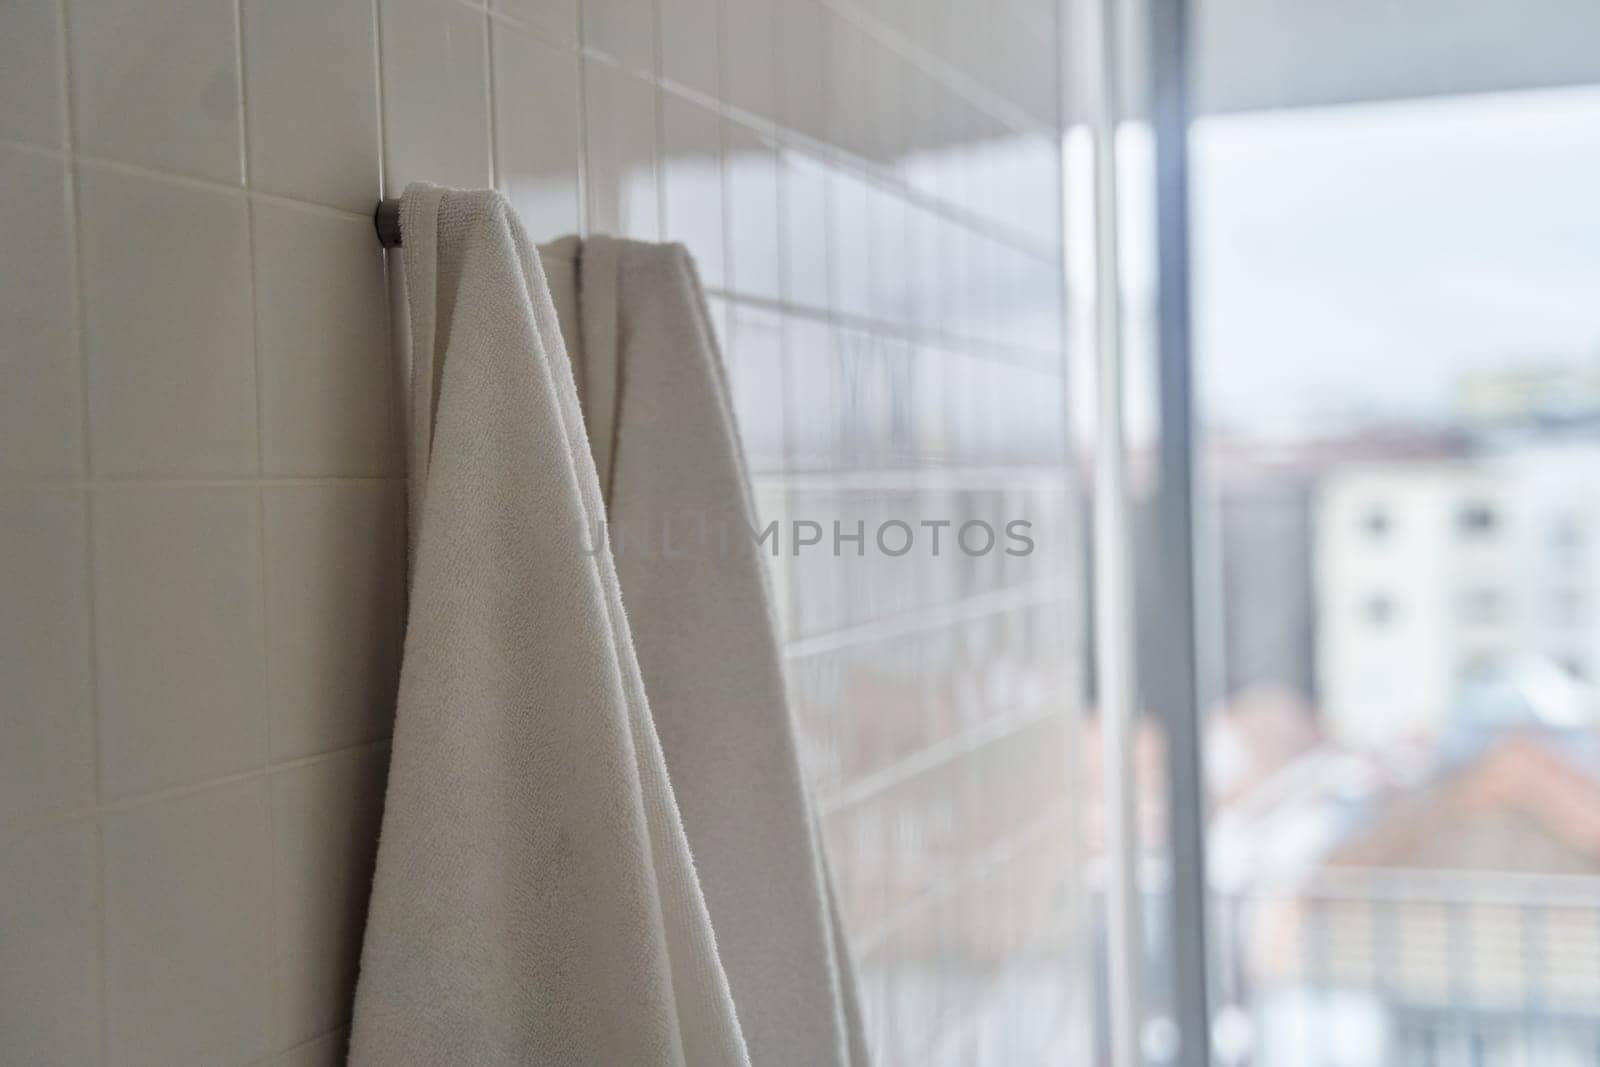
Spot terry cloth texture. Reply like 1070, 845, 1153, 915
349, 185, 749, 1067
541, 236, 872, 1067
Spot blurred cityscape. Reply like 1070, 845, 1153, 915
1194, 356, 1600, 1066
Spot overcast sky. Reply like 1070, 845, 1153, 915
1187, 85, 1600, 435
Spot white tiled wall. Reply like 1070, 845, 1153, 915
0, 0, 1083, 1063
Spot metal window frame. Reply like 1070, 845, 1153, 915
1146, 0, 1215, 1063
1081, 0, 1214, 1063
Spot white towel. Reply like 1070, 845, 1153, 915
541, 236, 872, 1067
349, 185, 749, 1066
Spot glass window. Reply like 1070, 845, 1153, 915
1190, 20, 1600, 1067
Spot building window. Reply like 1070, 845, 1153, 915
1458, 500, 1499, 536
1364, 593, 1397, 625
1460, 587, 1507, 626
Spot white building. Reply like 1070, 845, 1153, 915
1314, 444, 1600, 749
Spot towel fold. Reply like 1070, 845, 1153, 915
349, 185, 749, 1067
542, 237, 872, 1067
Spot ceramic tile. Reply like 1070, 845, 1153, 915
822, 8, 870, 161
0, 146, 79, 481
905, 200, 942, 333
1019, 251, 1062, 353
0, 0, 65, 147
253, 201, 395, 478
582, 60, 658, 240
722, 0, 775, 120
660, 94, 725, 287
494, 0, 579, 47
901, 65, 943, 200
583, 0, 655, 75
68, 0, 244, 183
868, 184, 909, 324
263, 484, 404, 761
0, 490, 93, 827
659, 0, 718, 99
869, 44, 905, 173
78, 166, 256, 477
381, 0, 492, 192
964, 116, 1003, 235
94, 487, 267, 799
271, 745, 388, 1047
781, 149, 829, 309
778, 0, 826, 143
492, 21, 583, 239
103, 780, 272, 1066
0, 0, 1079, 1059
963, 231, 996, 343
724, 121, 780, 300
724, 304, 786, 472
703, 293, 730, 355
1006, 12, 1059, 125
782, 317, 841, 471
939, 97, 977, 216
1023, 129, 1066, 236
829, 170, 873, 320
243, 0, 381, 212
0, 824, 99, 1066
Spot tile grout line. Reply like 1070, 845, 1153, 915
707, 0, 733, 345
712, 0, 731, 303
783, 580, 1073, 661
703, 284, 1063, 370
852, 798, 1073, 954
370, 0, 408, 571
1045, 0, 1093, 1035
812, 0, 854, 666
13, 475, 409, 490
52, 1, 111, 1061
0, 133, 63, 161
860, 25, 884, 357
749, 463, 1076, 489
231, 1, 285, 1055
649, 0, 664, 241
377, 0, 397, 200
371, 0, 388, 199
574, 0, 592, 237
484, 7, 499, 191
772, 0, 804, 644
480, 0, 1055, 142
0, 79, 1061, 266
3, 735, 396, 849
816, 0, 1056, 139
0, 137, 374, 223
816, 700, 1065, 817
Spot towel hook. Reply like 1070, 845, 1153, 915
375, 199, 402, 248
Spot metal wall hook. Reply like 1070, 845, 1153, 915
374, 199, 402, 248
